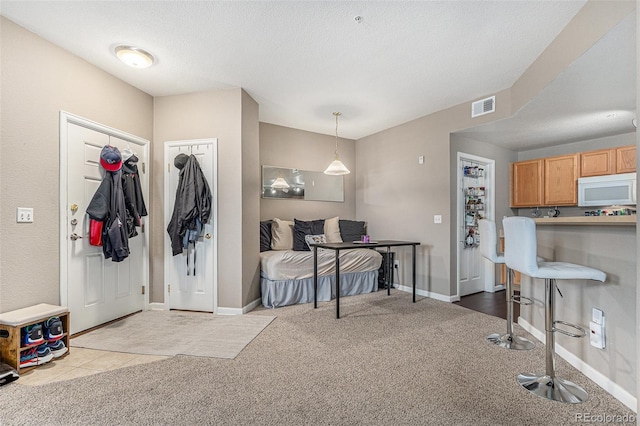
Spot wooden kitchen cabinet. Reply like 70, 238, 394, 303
543, 154, 578, 206
616, 145, 636, 173
510, 159, 543, 207
580, 148, 615, 177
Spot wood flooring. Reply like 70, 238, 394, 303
453, 290, 520, 320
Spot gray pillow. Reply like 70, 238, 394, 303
339, 219, 366, 243
293, 219, 325, 251
260, 221, 272, 252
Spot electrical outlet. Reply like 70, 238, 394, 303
434, 215, 442, 224
17, 207, 34, 223
393, 260, 400, 269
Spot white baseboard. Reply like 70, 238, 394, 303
148, 302, 166, 310
518, 317, 637, 412
395, 284, 458, 303
217, 297, 262, 315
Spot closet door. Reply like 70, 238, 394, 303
164, 140, 217, 313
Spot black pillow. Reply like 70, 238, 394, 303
339, 220, 366, 243
260, 221, 272, 252
293, 219, 325, 251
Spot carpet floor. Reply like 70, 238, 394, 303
70, 310, 275, 359
0, 291, 635, 425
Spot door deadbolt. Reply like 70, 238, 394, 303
70, 233, 82, 241
205, 233, 212, 239
70, 204, 78, 213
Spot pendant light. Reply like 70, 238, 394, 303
324, 112, 350, 175
271, 174, 290, 189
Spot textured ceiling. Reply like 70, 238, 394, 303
1, 1, 590, 141
457, 12, 636, 150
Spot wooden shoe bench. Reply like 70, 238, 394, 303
0, 303, 70, 373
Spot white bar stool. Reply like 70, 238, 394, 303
503, 216, 606, 404
478, 219, 535, 350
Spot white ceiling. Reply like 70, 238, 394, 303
0, 1, 601, 142
457, 12, 636, 151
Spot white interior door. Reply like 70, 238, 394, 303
61, 114, 149, 334
164, 140, 217, 312
456, 153, 495, 298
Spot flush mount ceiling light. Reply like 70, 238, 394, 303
324, 112, 350, 175
114, 45, 155, 68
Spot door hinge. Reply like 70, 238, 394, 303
168, 163, 171, 173
168, 284, 171, 293
142, 162, 146, 174
141, 285, 145, 295
141, 222, 144, 233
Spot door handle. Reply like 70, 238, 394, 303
205, 233, 212, 239
70, 233, 83, 241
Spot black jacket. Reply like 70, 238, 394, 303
86, 170, 130, 262
167, 155, 212, 256
122, 157, 148, 238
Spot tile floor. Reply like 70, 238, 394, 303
16, 347, 168, 386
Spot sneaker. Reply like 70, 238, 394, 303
36, 344, 54, 365
47, 339, 68, 358
44, 317, 64, 341
22, 324, 44, 346
19, 347, 38, 368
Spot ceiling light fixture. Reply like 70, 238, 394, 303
114, 45, 155, 69
324, 112, 350, 175
271, 176, 290, 189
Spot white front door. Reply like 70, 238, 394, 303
61, 113, 149, 334
456, 153, 495, 298
164, 140, 217, 312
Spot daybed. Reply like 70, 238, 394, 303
260, 217, 382, 308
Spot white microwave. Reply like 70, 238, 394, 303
578, 172, 636, 207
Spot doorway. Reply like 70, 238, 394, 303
59, 112, 149, 335
163, 139, 218, 312
456, 152, 496, 298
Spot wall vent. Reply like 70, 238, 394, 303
471, 96, 496, 118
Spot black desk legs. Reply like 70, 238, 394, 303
386, 246, 392, 295
313, 246, 318, 309
412, 244, 416, 303
335, 249, 340, 319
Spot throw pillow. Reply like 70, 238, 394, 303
271, 218, 294, 250
260, 220, 272, 252
304, 234, 327, 250
293, 218, 325, 251
324, 216, 343, 243
339, 219, 366, 243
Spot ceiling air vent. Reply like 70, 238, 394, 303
471, 96, 496, 118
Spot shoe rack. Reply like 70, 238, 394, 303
0, 304, 70, 373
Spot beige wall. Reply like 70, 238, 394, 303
153, 88, 260, 309
0, 17, 153, 312
259, 123, 356, 221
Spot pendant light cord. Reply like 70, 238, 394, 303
334, 112, 341, 159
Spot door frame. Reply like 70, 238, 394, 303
163, 139, 218, 313
59, 111, 150, 311
455, 151, 496, 300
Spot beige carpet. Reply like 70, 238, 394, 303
1, 291, 635, 425
70, 310, 275, 359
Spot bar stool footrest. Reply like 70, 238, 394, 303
517, 373, 588, 404
511, 295, 533, 306
552, 320, 586, 338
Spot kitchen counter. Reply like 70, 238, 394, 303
534, 216, 636, 226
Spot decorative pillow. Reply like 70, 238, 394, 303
260, 220, 272, 252
339, 219, 366, 243
324, 216, 343, 243
293, 218, 325, 251
271, 218, 294, 250
304, 234, 327, 249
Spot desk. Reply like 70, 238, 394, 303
311, 240, 420, 318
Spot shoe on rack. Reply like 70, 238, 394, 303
47, 339, 68, 358
36, 344, 54, 365
44, 317, 64, 341
19, 347, 38, 368
21, 324, 44, 347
